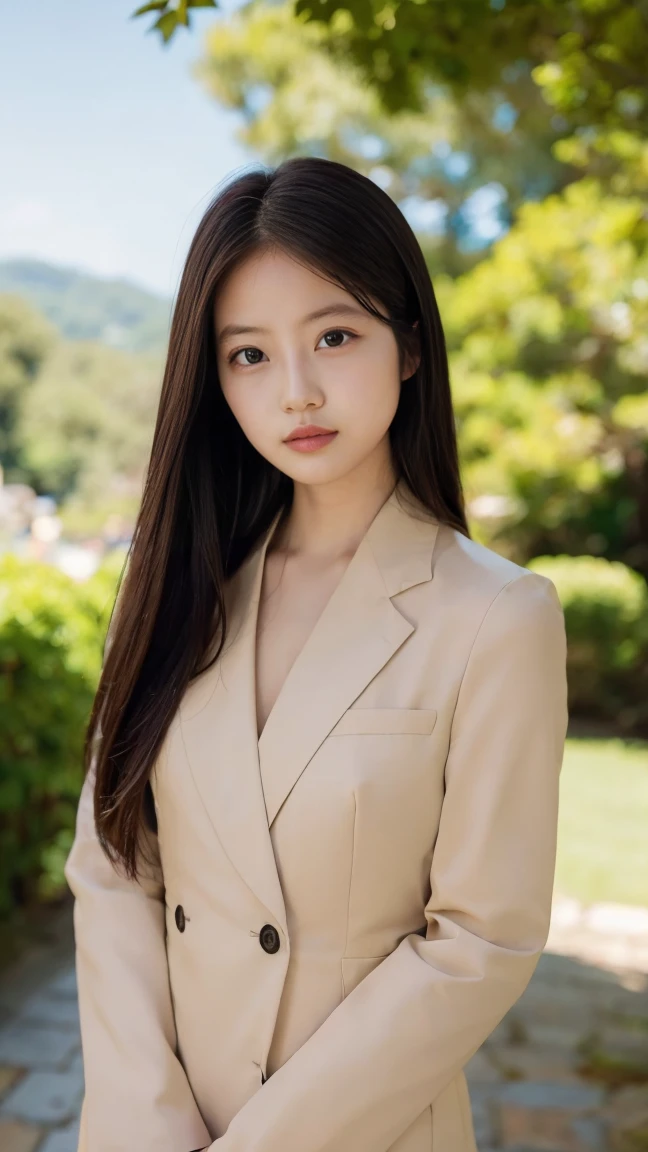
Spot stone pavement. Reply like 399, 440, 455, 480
0, 892, 647, 1151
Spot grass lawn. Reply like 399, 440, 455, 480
555, 734, 648, 908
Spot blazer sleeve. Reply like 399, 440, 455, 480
64, 621, 212, 1152
208, 570, 569, 1152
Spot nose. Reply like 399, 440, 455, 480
280, 351, 324, 413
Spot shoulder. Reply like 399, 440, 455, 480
432, 522, 564, 629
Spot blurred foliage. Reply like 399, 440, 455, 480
82, 548, 129, 638
439, 176, 648, 573
7, 0, 633, 578
286, 0, 648, 134
0, 554, 121, 919
58, 494, 142, 542
187, 0, 648, 250
0, 295, 58, 481
132, 0, 218, 44
531, 554, 648, 732
138, 0, 648, 139
192, 2, 566, 262
188, 0, 648, 576
16, 337, 163, 526
0, 259, 173, 355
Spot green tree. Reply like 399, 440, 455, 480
441, 176, 648, 573
17, 340, 163, 515
132, 0, 648, 134
127, 0, 648, 271
129, 0, 648, 578
0, 295, 57, 481
191, 1, 571, 260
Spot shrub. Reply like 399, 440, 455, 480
0, 554, 119, 918
528, 554, 648, 733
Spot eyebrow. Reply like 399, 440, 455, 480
216, 303, 368, 345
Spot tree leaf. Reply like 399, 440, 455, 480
152, 10, 179, 41
131, 1, 169, 16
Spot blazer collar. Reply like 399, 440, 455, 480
179, 479, 440, 930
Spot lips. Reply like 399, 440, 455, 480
284, 424, 336, 441
283, 424, 339, 452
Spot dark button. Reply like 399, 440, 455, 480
175, 905, 186, 932
259, 923, 280, 953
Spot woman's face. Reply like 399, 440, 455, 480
214, 247, 419, 487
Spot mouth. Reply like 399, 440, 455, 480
283, 424, 339, 452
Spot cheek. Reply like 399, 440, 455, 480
220, 376, 272, 442
333, 358, 401, 435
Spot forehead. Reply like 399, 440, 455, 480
213, 249, 376, 343
215, 249, 343, 313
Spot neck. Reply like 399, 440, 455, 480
273, 458, 399, 564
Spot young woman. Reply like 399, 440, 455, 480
65, 156, 569, 1152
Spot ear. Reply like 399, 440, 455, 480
401, 320, 421, 382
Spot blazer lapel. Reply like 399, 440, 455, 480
180, 481, 439, 928
179, 508, 286, 929
259, 482, 440, 827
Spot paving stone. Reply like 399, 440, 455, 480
0, 1065, 23, 1098
497, 1081, 605, 1110
521, 1024, 590, 1051
558, 963, 635, 993
467, 1050, 503, 1084
602, 1084, 648, 1151
0, 896, 646, 1151
577, 1025, 648, 1088
535, 950, 582, 976
43, 967, 77, 1001
2, 1067, 84, 1125
495, 1080, 607, 1152
38, 1118, 80, 1152
552, 931, 648, 975
498, 1121, 606, 1150
468, 1083, 499, 1146
603, 997, 648, 1030
17, 990, 80, 1032
517, 1003, 595, 1035
61, 1047, 83, 1078
522, 975, 592, 1006
489, 1044, 584, 1084
498, 1105, 606, 1150
485, 1014, 530, 1048
596, 1023, 648, 1049
0, 1117, 43, 1152
549, 896, 583, 931
583, 904, 648, 938
0, 1023, 79, 1070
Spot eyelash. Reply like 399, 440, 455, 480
226, 328, 358, 368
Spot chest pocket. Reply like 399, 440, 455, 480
329, 708, 437, 736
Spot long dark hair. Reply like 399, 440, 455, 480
87, 156, 469, 879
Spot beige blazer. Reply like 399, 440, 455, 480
65, 480, 569, 1152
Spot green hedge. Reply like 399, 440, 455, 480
0, 552, 122, 919
529, 554, 648, 733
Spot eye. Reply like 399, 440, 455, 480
317, 328, 357, 350
227, 346, 266, 368
226, 329, 358, 368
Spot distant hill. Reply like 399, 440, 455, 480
0, 258, 173, 354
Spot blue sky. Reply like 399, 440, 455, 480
2, 0, 504, 300
1, 0, 253, 297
